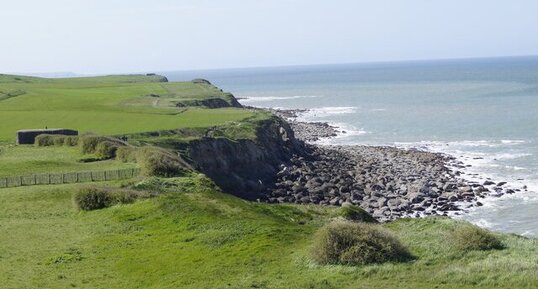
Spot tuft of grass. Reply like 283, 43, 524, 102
34, 134, 56, 146
73, 186, 114, 210
311, 221, 411, 266
63, 136, 79, 146
338, 203, 377, 223
136, 146, 191, 177
35, 134, 79, 147
116, 146, 138, 163
73, 185, 153, 211
451, 225, 504, 251
95, 141, 122, 160
79, 135, 118, 154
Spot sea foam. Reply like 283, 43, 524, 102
238, 95, 319, 103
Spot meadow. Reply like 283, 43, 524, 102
1, 176, 537, 289
0, 145, 136, 177
0, 74, 254, 143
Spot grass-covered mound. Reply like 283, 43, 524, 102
338, 203, 377, 223
74, 185, 153, 211
35, 134, 79, 147
451, 224, 504, 251
116, 145, 192, 177
311, 221, 411, 265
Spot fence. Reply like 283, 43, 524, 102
0, 168, 141, 189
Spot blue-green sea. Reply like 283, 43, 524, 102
165, 56, 538, 236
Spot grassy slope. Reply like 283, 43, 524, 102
0, 145, 136, 177
0, 179, 537, 289
0, 74, 255, 143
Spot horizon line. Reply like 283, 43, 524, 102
6, 54, 538, 78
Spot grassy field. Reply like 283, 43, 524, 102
0, 74, 257, 143
0, 145, 136, 177
0, 177, 537, 289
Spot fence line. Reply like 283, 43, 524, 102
0, 168, 141, 189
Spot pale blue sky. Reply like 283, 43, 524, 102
2, 0, 538, 74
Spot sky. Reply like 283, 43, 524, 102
1, 0, 538, 74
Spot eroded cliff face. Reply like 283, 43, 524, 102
187, 116, 306, 200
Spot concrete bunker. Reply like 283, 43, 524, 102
16, 129, 78, 145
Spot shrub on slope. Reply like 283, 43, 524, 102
136, 146, 191, 177
451, 225, 504, 251
338, 203, 377, 223
311, 221, 411, 266
74, 186, 152, 211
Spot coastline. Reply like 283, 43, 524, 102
263, 107, 525, 223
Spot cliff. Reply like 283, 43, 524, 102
187, 115, 306, 199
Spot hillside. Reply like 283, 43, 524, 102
0, 74, 537, 289
1, 177, 537, 289
0, 74, 247, 143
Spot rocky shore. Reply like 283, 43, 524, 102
269, 108, 342, 142
263, 108, 522, 222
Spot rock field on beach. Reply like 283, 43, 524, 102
263, 108, 522, 221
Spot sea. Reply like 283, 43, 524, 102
164, 56, 538, 237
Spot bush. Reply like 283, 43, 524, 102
74, 186, 152, 211
339, 204, 377, 223
79, 135, 125, 155
311, 221, 411, 266
73, 186, 114, 210
116, 146, 138, 162
35, 134, 78, 147
137, 147, 191, 177
451, 225, 504, 251
63, 136, 79, 146
95, 141, 120, 159
35, 134, 56, 146
53, 135, 66, 146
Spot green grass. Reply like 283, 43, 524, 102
0, 74, 257, 143
0, 145, 136, 177
0, 177, 537, 289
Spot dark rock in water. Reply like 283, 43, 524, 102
497, 181, 507, 187
483, 180, 495, 186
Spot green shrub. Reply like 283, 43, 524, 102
451, 225, 504, 251
73, 186, 114, 210
35, 134, 78, 147
35, 134, 56, 146
74, 186, 152, 211
339, 204, 377, 223
53, 135, 66, 146
63, 136, 79, 146
79, 135, 125, 155
79, 135, 107, 153
311, 221, 411, 266
116, 146, 138, 162
95, 141, 120, 159
137, 147, 191, 177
